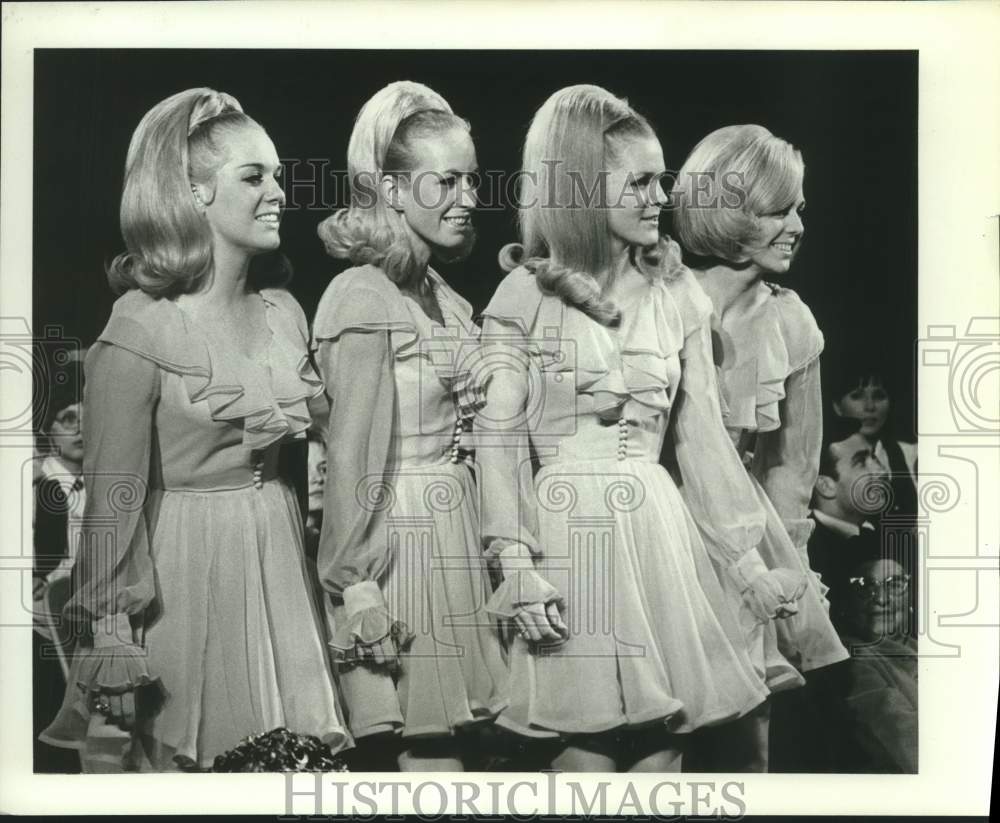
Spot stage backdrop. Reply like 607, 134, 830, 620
33, 49, 917, 437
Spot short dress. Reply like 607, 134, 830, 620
476, 266, 774, 738
40, 287, 349, 769
705, 280, 849, 682
312, 265, 508, 740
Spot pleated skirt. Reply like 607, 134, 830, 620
135, 479, 349, 769
496, 458, 770, 738
329, 461, 509, 740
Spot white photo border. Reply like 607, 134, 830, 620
1, 0, 997, 816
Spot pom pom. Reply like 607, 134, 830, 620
211, 727, 349, 773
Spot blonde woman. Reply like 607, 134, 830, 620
40, 89, 349, 770
475, 86, 803, 772
672, 124, 849, 770
313, 81, 507, 771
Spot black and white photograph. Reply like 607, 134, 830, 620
1, 1, 997, 817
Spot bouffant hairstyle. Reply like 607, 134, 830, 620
672, 124, 804, 264
108, 87, 290, 297
499, 85, 683, 327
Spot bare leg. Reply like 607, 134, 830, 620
707, 701, 770, 773
629, 734, 684, 773
552, 745, 617, 772
398, 739, 464, 772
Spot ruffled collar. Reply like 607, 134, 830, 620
713, 281, 794, 433
311, 265, 486, 417
484, 270, 684, 420
99, 288, 322, 452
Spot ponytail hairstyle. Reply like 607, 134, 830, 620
108, 87, 290, 297
500, 84, 683, 327
671, 124, 804, 264
317, 81, 472, 285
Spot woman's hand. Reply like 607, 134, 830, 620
729, 549, 807, 624
513, 601, 568, 643
741, 568, 808, 623
90, 689, 138, 732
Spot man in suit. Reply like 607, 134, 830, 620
807, 426, 888, 583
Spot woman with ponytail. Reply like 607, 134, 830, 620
40, 88, 348, 770
475, 85, 801, 772
312, 81, 506, 771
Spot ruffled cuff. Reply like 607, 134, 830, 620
329, 581, 414, 667
75, 642, 158, 697
727, 548, 769, 592
485, 568, 563, 620
75, 613, 155, 692
38, 615, 158, 749
490, 540, 536, 577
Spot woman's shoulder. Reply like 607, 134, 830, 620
481, 267, 545, 334
257, 287, 312, 346
490, 266, 542, 300
762, 282, 823, 370
662, 265, 713, 335
83, 289, 182, 381
313, 265, 409, 339
98, 288, 177, 356
259, 286, 303, 313
106, 287, 165, 321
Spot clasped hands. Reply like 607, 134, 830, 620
511, 600, 569, 644
729, 549, 807, 624
85, 613, 148, 733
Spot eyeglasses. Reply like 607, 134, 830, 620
848, 574, 911, 599
51, 409, 81, 432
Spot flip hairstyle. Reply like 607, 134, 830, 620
317, 81, 472, 285
108, 87, 290, 297
671, 124, 804, 264
499, 84, 683, 327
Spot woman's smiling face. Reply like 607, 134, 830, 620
394, 127, 478, 259
198, 123, 286, 258
745, 186, 805, 275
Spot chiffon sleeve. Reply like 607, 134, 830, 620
66, 341, 158, 627
671, 304, 768, 571
669, 271, 806, 614
752, 357, 824, 557
476, 315, 539, 556
312, 283, 411, 663
475, 305, 562, 619
41, 339, 160, 748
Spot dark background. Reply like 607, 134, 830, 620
33, 49, 918, 437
